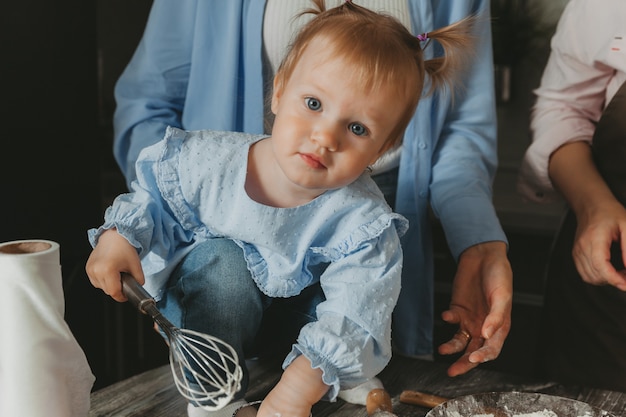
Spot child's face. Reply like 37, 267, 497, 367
270, 36, 409, 194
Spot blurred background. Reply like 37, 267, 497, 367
1, 0, 571, 391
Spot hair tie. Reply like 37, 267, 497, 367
417, 32, 428, 42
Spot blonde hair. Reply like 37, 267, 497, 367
273, 0, 476, 148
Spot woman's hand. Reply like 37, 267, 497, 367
85, 228, 145, 302
437, 241, 512, 377
258, 355, 328, 417
549, 141, 626, 291
571, 197, 626, 290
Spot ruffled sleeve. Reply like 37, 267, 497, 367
283, 221, 404, 401
87, 127, 199, 296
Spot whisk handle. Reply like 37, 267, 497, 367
121, 272, 156, 314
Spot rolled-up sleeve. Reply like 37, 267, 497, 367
88, 138, 195, 270
518, 0, 616, 202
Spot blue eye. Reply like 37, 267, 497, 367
305, 97, 321, 111
350, 123, 367, 136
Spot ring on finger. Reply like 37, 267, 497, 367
457, 329, 471, 341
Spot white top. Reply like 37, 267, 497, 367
518, 0, 626, 203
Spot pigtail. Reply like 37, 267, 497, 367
300, 0, 327, 17
276, 0, 476, 149
421, 15, 478, 96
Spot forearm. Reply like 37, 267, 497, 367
548, 141, 619, 216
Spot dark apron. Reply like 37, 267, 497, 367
537, 81, 626, 393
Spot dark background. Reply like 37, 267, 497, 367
1, 0, 566, 392
1, 0, 163, 390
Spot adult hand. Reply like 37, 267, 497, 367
85, 228, 145, 302
549, 141, 626, 291
437, 241, 512, 377
572, 198, 626, 291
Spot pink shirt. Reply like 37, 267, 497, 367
518, 0, 626, 203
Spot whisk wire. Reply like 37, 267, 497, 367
169, 330, 242, 409
121, 273, 242, 411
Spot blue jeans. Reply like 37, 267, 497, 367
157, 238, 325, 399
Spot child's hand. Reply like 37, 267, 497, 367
85, 228, 144, 302
257, 355, 328, 417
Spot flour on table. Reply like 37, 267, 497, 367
514, 411, 558, 417
443, 410, 560, 417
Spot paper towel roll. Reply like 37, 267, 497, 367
0, 240, 95, 417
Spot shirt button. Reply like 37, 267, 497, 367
418, 190, 427, 198
418, 142, 427, 149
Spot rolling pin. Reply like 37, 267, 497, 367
399, 390, 448, 408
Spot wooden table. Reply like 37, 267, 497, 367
90, 356, 626, 416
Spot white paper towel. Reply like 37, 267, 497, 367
0, 239, 95, 417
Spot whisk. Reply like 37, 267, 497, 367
121, 273, 243, 410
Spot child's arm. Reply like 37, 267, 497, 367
85, 228, 145, 302
258, 355, 328, 417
